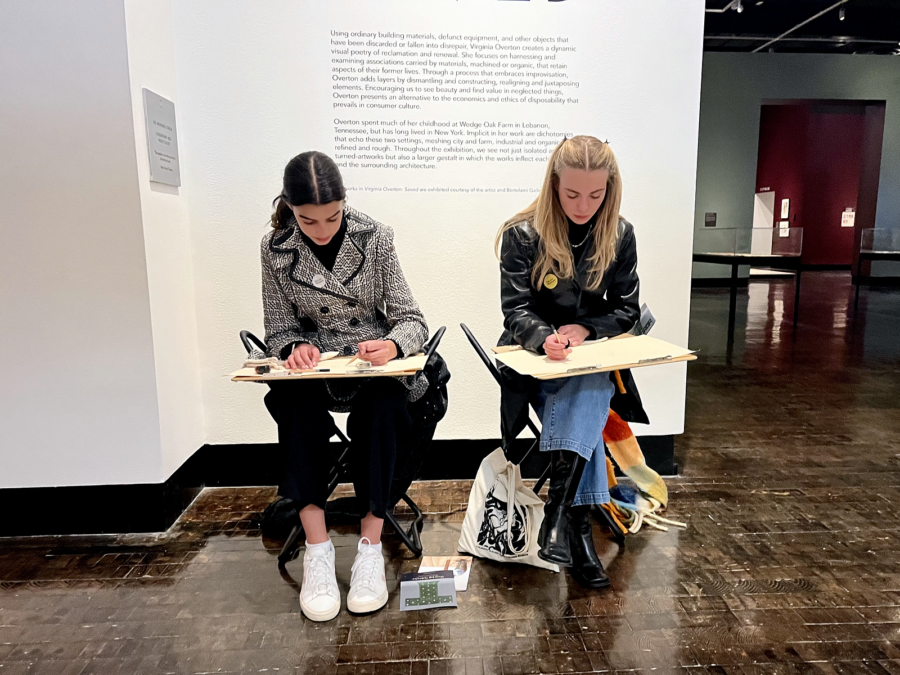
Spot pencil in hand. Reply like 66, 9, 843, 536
550, 324, 569, 348
347, 348, 372, 369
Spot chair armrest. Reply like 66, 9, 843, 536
240, 330, 268, 356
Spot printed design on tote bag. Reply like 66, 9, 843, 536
476, 484, 528, 557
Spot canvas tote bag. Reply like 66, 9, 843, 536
458, 448, 559, 572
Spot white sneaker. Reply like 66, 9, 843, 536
347, 538, 388, 614
299, 541, 340, 622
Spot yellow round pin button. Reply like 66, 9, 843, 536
544, 273, 558, 290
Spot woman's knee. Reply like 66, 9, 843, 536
561, 372, 616, 400
359, 378, 409, 408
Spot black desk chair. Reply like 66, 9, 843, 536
240, 327, 447, 565
458, 323, 626, 546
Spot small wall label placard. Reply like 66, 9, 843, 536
841, 208, 855, 228
142, 89, 181, 187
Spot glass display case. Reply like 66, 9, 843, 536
694, 226, 803, 258
693, 226, 805, 341
855, 228, 900, 310
860, 227, 900, 254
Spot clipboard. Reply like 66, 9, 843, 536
492, 334, 696, 380
230, 353, 427, 382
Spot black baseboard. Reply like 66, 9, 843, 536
692, 278, 750, 288
853, 275, 900, 287
0, 436, 675, 538
0, 482, 202, 538
181, 436, 677, 483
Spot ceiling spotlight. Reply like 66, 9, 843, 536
839, 6, 845, 20
735, 0, 744, 12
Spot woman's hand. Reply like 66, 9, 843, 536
543, 332, 572, 361
357, 340, 398, 366
558, 324, 591, 348
286, 343, 320, 370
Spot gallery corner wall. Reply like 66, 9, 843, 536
0, 0, 204, 489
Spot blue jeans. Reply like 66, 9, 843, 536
535, 373, 615, 506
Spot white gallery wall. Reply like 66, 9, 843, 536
0, 0, 163, 487
123, 0, 206, 479
172, 0, 705, 446
1, 0, 703, 491
0, 0, 204, 488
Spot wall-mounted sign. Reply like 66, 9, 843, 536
704, 212, 717, 227
779, 220, 790, 238
780, 198, 790, 219
142, 88, 181, 187
841, 208, 855, 228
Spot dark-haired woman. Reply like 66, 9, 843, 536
261, 151, 428, 621
496, 136, 648, 589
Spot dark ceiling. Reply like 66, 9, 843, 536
704, 0, 900, 54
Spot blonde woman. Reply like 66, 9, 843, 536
496, 136, 649, 588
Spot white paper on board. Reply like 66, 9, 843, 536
494, 335, 695, 378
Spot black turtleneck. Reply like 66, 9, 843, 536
299, 215, 347, 272
567, 212, 598, 265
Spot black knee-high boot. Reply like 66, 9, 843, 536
568, 506, 611, 588
537, 450, 586, 567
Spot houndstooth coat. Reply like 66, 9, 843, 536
260, 207, 429, 401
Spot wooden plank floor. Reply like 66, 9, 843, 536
1, 272, 899, 674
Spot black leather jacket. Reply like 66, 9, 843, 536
497, 217, 649, 446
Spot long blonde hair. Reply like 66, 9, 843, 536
495, 135, 622, 291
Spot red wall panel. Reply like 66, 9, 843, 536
756, 105, 808, 222
755, 103, 865, 266
802, 110, 864, 266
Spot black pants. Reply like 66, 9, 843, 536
263, 378, 411, 519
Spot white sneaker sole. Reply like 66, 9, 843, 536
347, 589, 388, 614
300, 596, 340, 622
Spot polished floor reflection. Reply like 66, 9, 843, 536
1, 272, 899, 674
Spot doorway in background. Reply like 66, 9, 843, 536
754, 100, 886, 269
750, 190, 791, 277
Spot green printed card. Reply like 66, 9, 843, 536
399, 571, 457, 611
